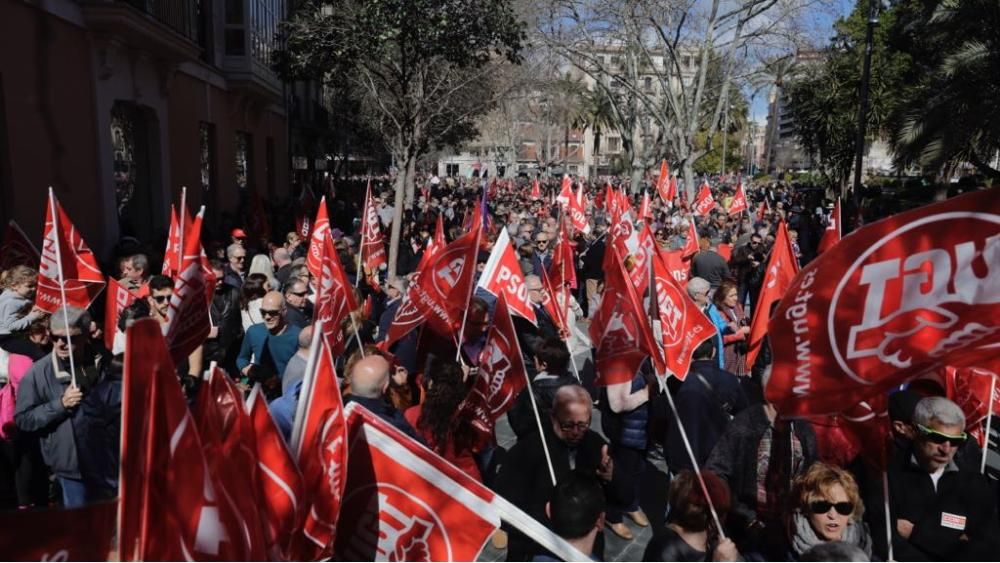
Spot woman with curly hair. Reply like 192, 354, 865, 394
404, 356, 482, 481
785, 462, 872, 560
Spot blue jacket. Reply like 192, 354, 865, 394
236, 323, 301, 377
269, 379, 301, 442
705, 303, 730, 369
601, 372, 649, 450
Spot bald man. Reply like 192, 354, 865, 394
236, 291, 301, 398
344, 354, 420, 442
495, 384, 613, 560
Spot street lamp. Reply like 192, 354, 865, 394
852, 0, 880, 205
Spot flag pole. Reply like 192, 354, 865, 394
290, 320, 323, 457
982, 375, 996, 474
492, 495, 591, 562
355, 180, 368, 289
882, 470, 894, 562
49, 188, 79, 389
522, 366, 558, 487
178, 187, 186, 276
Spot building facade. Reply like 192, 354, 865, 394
0, 0, 294, 259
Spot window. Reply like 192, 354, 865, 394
249, 0, 283, 65
110, 101, 158, 241
199, 122, 216, 193
235, 131, 252, 190
446, 163, 459, 177
224, 0, 245, 55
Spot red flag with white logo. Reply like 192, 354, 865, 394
650, 248, 717, 381
817, 199, 841, 254
693, 184, 715, 217
530, 178, 541, 200
314, 228, 357, 357
333, 402, 501, 561
409, 211, 481, 339
0, 219, 41, 272
477, 229, 537, 325
729, 182, 748, 216
104, 276, 137, 350
556, 175, 573, 207
193, 367, 269, 560
457, 293, 529, 444
681, 217, 700, 259
764, 189, 1000, 417
0, 500, 117, 561
589, 246, 658, 386
161, 204, 193, 277
360, 180, 387, 282
655, 160, 671, 203
566, 189, 590, 234
638, 191, 653, 222
120, 318, 244, 561
246, 384, 304, 559
307, 197, 332, 282
289, 326, 348, 559
745, 220, 798, 371
662, 249, 690, 283
35, 190, 105, 313
163, 207, 211, 364
944, 362, 1000, 435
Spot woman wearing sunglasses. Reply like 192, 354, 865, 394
786, 462, 872, 560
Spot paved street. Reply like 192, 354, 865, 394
478, 410, 671, 562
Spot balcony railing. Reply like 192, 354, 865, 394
117, 0, 200, 43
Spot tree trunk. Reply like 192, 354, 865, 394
682, 160, 696, 202
629, 157, 644, 194
404, 157, 417, 206
387, 147, 411, 279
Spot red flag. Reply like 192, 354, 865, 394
120, 318, 244, 561
104, 276, 137, 350
314, 228, 358, 356
575, 182, 586, 208
530, 178, 541, 200
944, 363, 1000, 433
654, 160, 671, 203
566, 189, 590, 234
757, 199, 769, 221
333, 402, 501, 561
681, 217, 700, 259
458, 293, 529, 443
193, 367, 269, 560
650, 248, 717, 380
246, 384, 304, 558
409, 212, 481, 339
161, 204, 193, 277
477, 229, 537, 324
360, 180, 387, 281
35, 191, 105, 313
0, 219, 41, 272
289, 327, 348, 559
717, 243, 733, 262
603, 183, 615, 213
765, 189, 1000, 417
692, 184, 715, 217
668, 175, 678, 203
833, 397, 892, 470
556, 175, 573, 208
638, 191, 653, 222
163, 208, 211, 364
548, 222, 578, 292
589, 246, 658, 386
745, 220, 797, 371
662, 249, 690, 283
306, 196, 332, 282
0, 500, 116, 560
817, 199, 841, 254
729, 183, 748, 215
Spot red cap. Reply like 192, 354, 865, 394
231, 228, 247, 238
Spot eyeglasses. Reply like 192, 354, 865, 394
916, 424, 967, 447
52, 333, 83, 344
152, 295, 171, 303
233, 256, 246, 261
260, 308, 282, 318
809, 501, 854, 516
535, 240, 548, 245
288, 291, 308, 297
558, 420, 590, 432
527, 287, 543, 293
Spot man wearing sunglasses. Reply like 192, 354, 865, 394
282, 280, 313, 329
887, 396, 1000, 561
236, 291, 301, 399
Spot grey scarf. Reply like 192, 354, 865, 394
790, 512, 873, 558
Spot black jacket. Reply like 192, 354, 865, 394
344, 394, 421, 444
507, 373, 577, 440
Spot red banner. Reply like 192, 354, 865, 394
530, 178, 541, 200
0, 219, 41, 272
638, 191, 653, 222
745, 220, 798, 371
289, 329, 348, 559
477, 229, 537, 325
120, 318, 244, 561
654, 160, 671, 203
104, 276, 137, 350
556, 175, 573, 207
35, 191, 105, 313
307, 197, 332, 282
765, 189, 1000, 416
334, 402, 500, 561
650, 248, 717, 380
163, 208, 211, 364
409, 212, 481, 339
360, 180, 387, 281
0, 500, 116, 561
945, 363, 1000, 432
314, 228, 357, 356
681, 217, 700, 259
729, 183, 748, 215
567, 190, 590, 234
693, 184, 715, 217
817, 199, 841, 254
458, 293, 529, 443
662, 249, 690, 283
247, 385, 303, 559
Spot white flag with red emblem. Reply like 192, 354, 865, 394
289, 324, 348, 560
729, 182, 748, 215
35, 190, 105, 313
360, 180, 387, 281
162, 207, 211, 364
120, 318, 246, 561
692, 184, 715, 217
334, 402, 500, 561
477, 229, 537, 325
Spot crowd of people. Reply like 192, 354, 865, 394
0, 173, 996, 562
